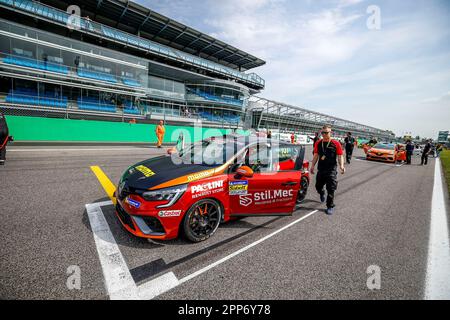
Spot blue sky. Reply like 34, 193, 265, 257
137, 0, 450, 138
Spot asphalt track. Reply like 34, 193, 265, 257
0, 145, 448, 300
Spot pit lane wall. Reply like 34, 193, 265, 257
5, 115, 248, 143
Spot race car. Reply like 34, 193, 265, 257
364, 143, 407, 163
115, 135, 310, 242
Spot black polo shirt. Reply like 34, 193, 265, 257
314, 139, 343, 172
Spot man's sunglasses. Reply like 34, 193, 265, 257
321, 131, 331, 135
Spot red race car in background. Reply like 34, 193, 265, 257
116, 135, 310, 242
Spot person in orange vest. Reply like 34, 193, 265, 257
155, 120, 166, 148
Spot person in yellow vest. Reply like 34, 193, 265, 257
155, 120, 166, 148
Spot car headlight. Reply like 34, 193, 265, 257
142, 184, 187, 208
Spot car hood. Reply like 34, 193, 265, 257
369, 148, 395, 155
120, 156, 221, 190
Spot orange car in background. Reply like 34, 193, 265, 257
364, 143, 407, 163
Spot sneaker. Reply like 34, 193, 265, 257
0, 160, 4, 166
326, 207, 335, 215
320, 192, 326, 203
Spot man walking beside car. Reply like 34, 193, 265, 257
310, 125, 346, 215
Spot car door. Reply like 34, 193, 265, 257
228, 142, 301, 217
397, 145, 407, 161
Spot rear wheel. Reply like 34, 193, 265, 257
296, 176, 309, 204
182, 199, 222, 242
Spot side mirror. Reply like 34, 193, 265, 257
235, 166, 254, 178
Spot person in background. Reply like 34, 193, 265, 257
405, 140, 414, 165
290, 132, 296, 144
267, 130, 272, 139
74, 56, 80, 73
310, 125, 345, 215
312, 131, 320, 155
0, 112, 12, 165
344, 132, 356, 164
85, 16, 92, 29
421, 140, 432, 165
436, 144, 443, 158
156, 120, 166, 148
42, 53, 48, 69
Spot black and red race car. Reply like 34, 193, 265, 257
115, 135, 310, 242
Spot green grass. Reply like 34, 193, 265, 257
441, 150, 450, 196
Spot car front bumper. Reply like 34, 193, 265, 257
114, 192, 184, 240
366, 154, 395, 162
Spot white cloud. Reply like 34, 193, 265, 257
137, 0, 450, 137
421, 91, 450, 104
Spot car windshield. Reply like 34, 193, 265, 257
178, 137, 244, 166
373, 143, 395, 150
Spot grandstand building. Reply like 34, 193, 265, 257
0, 0, 393, 140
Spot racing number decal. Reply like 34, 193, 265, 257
135, 165, 155, 177
229, 181, 249, 196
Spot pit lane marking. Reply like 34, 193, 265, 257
86, 202, 139, 300
88, 166, 320, 300
424, 158, 450, 299
176, 210, 319, 287
87, 199, 319, 300
90, 166, 117, 205
86, 201, 179, 300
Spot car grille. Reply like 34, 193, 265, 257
118, 185, 131, 201
116, 203, 135, 231
141, 217, 165, 234
117, 182, 144, 201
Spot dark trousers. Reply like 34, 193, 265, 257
345, 145, 354, 163
406, 151, 413, 164
315, 170, 338, 208
421, 153, 428, 165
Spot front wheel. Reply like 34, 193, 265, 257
182, 199, 222, 242
296, 176, 309, 204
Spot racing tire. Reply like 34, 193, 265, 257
296, 176, 309, 204
182, 199, 222, 243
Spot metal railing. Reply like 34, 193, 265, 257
249, 96, 393, 139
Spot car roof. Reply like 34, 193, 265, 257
213, 134, 295, 147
